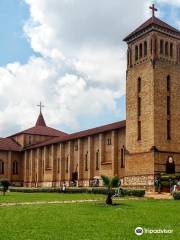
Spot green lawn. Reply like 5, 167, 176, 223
0, 192, 103, 203
0, 193, 179, 240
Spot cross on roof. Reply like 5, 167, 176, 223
149, 3, 158, 17
37, 102, 45, 113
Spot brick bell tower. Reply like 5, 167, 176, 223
123, 4, 180, 188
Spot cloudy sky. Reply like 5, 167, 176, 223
0, 0, 179, 136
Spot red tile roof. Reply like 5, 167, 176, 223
25, 120, 126, 150
10, 126, 68, 138
0, 138, 21, 151
9, 112, 68, 138
124, 16, 180, 42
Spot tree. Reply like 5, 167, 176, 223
101, 175, 120, 205
0, 180, 10, 196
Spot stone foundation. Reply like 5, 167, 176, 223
122, 174, 155, 192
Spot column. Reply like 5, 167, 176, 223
42, 146, 47, 183
111, 131, 118, 176
88, 136, 94, 184
7, 151, 12, 181
60, 143, 65, 185
77, 139, 83, 186
99, 133, 105, 176
68, 141, 74, 183
52, 145, 57, 186
29, 150, 33, 186
56, 144, 61, 186
36, 148, 41, 186
24, 151, 27, 186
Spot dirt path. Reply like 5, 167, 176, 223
145, 192, 173, 199
0, 199, 100, 207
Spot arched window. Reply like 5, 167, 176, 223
66, 157, 69, 173
166, 157, 175, 174
135, 46, 138, 61
0, 160, 4, 174
96, 150, 99, 170
138, 77, 141, 93
167, 75, 170, 92
138, 97, 141, 116
151, 39, 153, 54
160, 40, 164, 54
85, 152, 88, 171
170, 43, 173, 57
155, 39, 157, 55
165, 42, 169, 56
139, 43, 143, 58
13, 161, 18, 175
120, 146, 125, 168
144, 41, 147, 56
138, 121, 141, 141
28, 136, 32, 145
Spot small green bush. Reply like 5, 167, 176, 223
117, 188, 145, 197
173, 191, 180, 200
9, 187, 145, 197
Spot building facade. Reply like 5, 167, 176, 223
0, 9, 180, 190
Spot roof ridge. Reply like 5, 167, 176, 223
124, 16, 180, 42
24, 120, 126, 150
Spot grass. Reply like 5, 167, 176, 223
0, 192, 103, 203
0, 193, 179, 240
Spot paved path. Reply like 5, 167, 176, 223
0, 199, 100, 207
145, 192, 173, 199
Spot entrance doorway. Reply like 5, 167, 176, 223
166, 156, 175, 174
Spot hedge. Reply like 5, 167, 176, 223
9, 187, 145, 197
173, 191, 180, 200
160, 173, 180, 181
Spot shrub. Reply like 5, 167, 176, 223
0, 180, 11, 195
173, 191, 180, 200
116, 188, 145, 197
9, 186, 145, 197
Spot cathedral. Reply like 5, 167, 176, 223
0, 6, 180, 190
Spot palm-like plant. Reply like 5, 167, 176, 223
101, 175, 120, 205
0, 180, 10, 196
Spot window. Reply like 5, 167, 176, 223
13, 161, 18, 175
138, 77, 141, 93
165, 42, 169, 56
144, 41, 147, 56
135, 46, 138, 61
0, 160, 4, 174
166, 157, 175, 174
138, 121, 141, 141
28, 136, 32, 145
170, 43, 173, 57
85, 152, 88, 171
139, 43, 142, 58
138, 97, 141, 116
57, 158, 60, 173
127, 49, 130, 66
160, 40, 164, 54
155, 39, 157, 55
151, 39, 152, 54
167, 96, 170, 116
167, 120, 171, 140
167, 75, 171, 140
167, 75, 170, 92
121, 147, 124, 168
66, 157, 69, 173
107, 138, 112, 145
74, 144, 78, 151
96, 150, 99, 170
